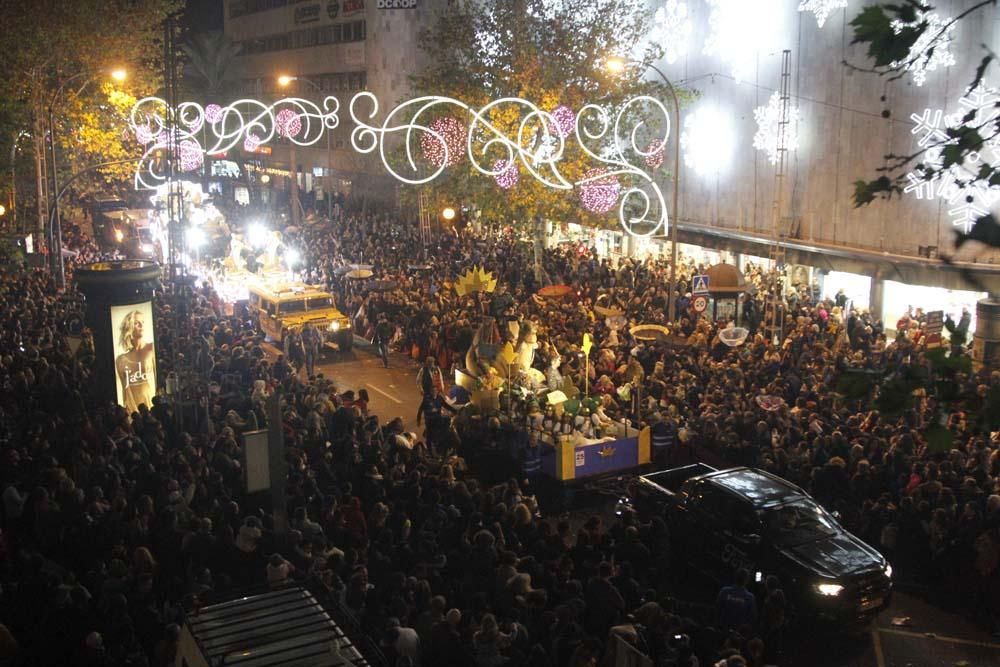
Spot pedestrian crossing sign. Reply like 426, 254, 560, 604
692, 274, 710, 294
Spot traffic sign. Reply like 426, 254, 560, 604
692, 295, 708, 313
692, 274, 710, 294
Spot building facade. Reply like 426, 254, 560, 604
223, 0, 1000, 326
629, 0, 1000, 326
223, 0, 454, 203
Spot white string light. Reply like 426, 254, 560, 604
797, 0, 848, 29
890, 11, 956, 87
131, 92, 670, 238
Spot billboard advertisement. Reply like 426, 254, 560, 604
110, 301, 157, 413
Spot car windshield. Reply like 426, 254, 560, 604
763, 500, 839, 545
308, 296, 333, 309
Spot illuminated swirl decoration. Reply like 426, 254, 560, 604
130, 92, 669, 238
129, 95, 340, 190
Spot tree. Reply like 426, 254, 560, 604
180, 31, 242, 104
408, 0, 685, 233
0, 0, 181, 235
848, 1, 1000, 254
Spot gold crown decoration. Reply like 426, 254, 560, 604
455, 265, 497, 296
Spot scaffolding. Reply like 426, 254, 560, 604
418, 190, 432, 253
764, 50, 794, 343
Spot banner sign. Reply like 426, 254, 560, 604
111, 301, 157, 413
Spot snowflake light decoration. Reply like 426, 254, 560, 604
550, 105, 576, 139
903, 86, 1000, 233
797, 0, 848, 28
652, 0, 693, 65
494, 159, 519, 189
420, 116, 467, 167
644, 139, 665, 169
204, 104, 223, 124
704, 0, 785, 82
579, 168, 621, 214
752, 92, 801, 164
681, 107, 735, 177
275, 109, 303, 138
890, 11, 956, 87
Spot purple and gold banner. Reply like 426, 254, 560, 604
542, 427, 650, 482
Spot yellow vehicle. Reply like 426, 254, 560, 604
247, 280, 353, 351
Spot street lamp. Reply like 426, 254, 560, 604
606, 56, 682, 323
278, 74, 333, 221
441, 206, 456, 222
48, 67, 127, 289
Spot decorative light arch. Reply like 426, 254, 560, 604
129, 92, 672, 238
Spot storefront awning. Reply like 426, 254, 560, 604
672, 222, 1000, 294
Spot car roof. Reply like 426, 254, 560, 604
249, 282, 334, 301
705, 468, 805, 508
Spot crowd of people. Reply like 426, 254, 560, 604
0, 199, 998, 667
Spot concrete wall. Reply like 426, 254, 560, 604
646, 0, 1000, 263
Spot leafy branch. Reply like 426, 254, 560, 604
848, 1, 1000, 254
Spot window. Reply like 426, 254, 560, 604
308, 296, 333, 309
236, 20, 366, 55
280, 300, 306, 314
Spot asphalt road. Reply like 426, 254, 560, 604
266, 341, 1000, 666
262, 336, 425, 433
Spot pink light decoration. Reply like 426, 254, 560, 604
645, 139, 665, 169
275, 108, 303, 138
550, 105, 575, 139
420, 116, 467, 167
205, 104, 223, 124
243, 133, 262, 153
134, 125, 158, 145
179, 140, 203, 172
494, 159, 519, 189
578, 168, 621, 214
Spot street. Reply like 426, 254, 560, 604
262, 336, 425, 433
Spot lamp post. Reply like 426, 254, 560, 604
48, 68, 126, 289
606, 57, 682, 323
278, 75, 333, 221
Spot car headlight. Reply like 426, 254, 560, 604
329, 321, 340, 331
884, 563, 892, 579
141, 243, 154, 253
816, 583, 844, 596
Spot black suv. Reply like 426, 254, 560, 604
631, 464, 892, 624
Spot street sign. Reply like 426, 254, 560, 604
692, 274, 710, 294
924, 310, 944, 335
924, 310, 944, 348
692, 294, 708, 313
